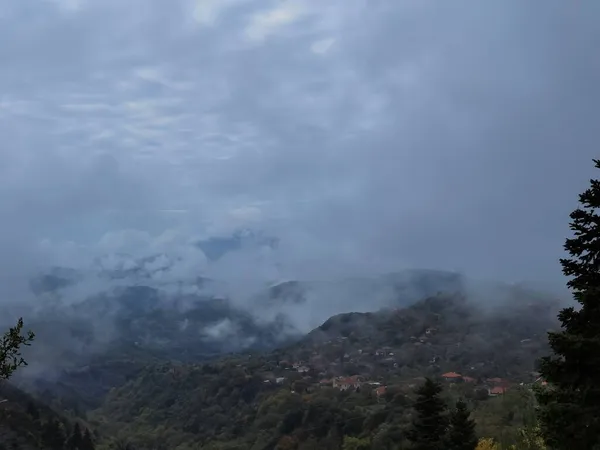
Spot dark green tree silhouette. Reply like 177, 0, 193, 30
66, 422, 84, 450
445, 400, 477, 450
0, 318, 35, 380
41, 419, 66, 450
407, 378, 448, 450
81, 428, 95, 450
537, 159, 600, 449
26, 401, 40, 423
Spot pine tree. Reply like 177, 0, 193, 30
445, 400, 478, 450
41, 419, 66, 450
81, 428, 95, 450
407, 378, 448, 450
66, 422, 84, 450
25, 401, 40, 422
536, 159, 600, 449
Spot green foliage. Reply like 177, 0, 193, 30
407, 378, 448, 450
509, 423, 546, 450
446, 400, 478, 450
0, 318, 35, 380
66, 422, 88, 450
86, 290, 557, 449
475, 438, 500, 450
471, 387, 537, 447
42, 419, 67, 450
537, 159, 600, 450
82, 428, 96, 450
341, 436, 370, 450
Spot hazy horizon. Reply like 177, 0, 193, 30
1, 0, 599, 306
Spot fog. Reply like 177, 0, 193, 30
1, 0, 598, 330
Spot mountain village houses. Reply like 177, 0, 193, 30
256, 325, 548, 400
263, 352, 545, 399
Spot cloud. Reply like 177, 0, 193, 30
245, 0, 308, 42
311, 38, 335, 55
0, 0, 599, 312
190, 0, 248, 27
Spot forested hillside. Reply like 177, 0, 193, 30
89, 292, 557, 449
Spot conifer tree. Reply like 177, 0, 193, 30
67, 422, 84, 450
41, 419, 66, 450
407, 378, 448, 450
26, 402, 40, 422
537, 159, 600, 449
81, 428, 95, 450
445, 400, 478, 450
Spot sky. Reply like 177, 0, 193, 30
1, 0, 599, 300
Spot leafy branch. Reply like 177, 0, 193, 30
0, 318, 35, 380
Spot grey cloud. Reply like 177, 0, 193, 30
0, 0, 598, 310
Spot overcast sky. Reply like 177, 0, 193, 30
1, 0, 599, 295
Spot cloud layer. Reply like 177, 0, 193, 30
1, 0, 599, 303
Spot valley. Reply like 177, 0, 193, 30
1, 271, 561, 449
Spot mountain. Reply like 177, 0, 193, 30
15, 287, 299, 412
0, 381, 94, 450
14, 266, 560, 422
88, 292, 558, 449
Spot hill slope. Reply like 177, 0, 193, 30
89, 293, 558, 449
0, 382, 94, 450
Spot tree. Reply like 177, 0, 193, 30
341, 436, 370, 450
26, 401, 40, 422
475, 439, 500, 450
81, 428, 95, 450
0, 318, 35, 380
66, 422, 84, 450
407, 378, 448, 450
110, 438, 136, 450
509, 423, 546, 450
445, 400, 478, 450
41, 419, 66, 450
537, 159, 600, 449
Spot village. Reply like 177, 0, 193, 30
255, 329, 549, 401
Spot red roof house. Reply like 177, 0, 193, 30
375, 386, 387, 397
442, 372, 462, 380
489, 386, 508, 396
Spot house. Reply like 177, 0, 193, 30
442, 372, 462, 381
319, 379, 332, 386
462, 376, 476, 383
374, 386, 387, 398
333, 376, 361, 391
296, 366, 310, 373
488, 386, 508, 396
275, 377, 285, 384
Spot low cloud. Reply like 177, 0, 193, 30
0, 0, 598, 321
